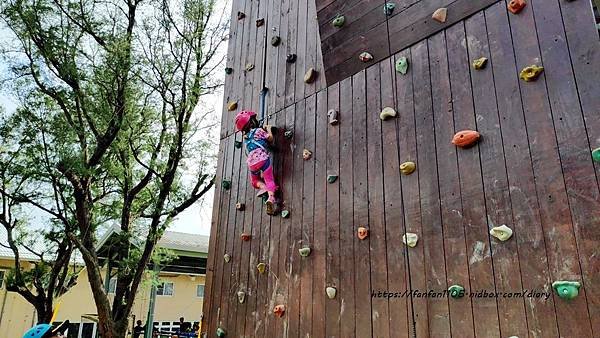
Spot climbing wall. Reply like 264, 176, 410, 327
203, 0, 600, 337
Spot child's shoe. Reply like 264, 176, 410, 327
265, 195, 276, 215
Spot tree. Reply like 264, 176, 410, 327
0, 0, 227, 335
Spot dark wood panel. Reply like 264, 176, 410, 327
319, 0, 386, 45
445, 22, 501, 337
428, 30, 474, 337
351, 69, 372, 338
275, 0, 291, 112
337, 76, 356, 338
325, 83, 341, 337
311, 88, 328, 337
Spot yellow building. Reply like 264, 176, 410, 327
0, 228, 208, 338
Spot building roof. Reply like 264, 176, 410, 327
0, 226, 46, 261
157, 230, 209, 253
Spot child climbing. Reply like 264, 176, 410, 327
235, 110, 278, 215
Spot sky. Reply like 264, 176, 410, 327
0, 1, 230, 237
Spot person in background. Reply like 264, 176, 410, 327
133, 320, 145, 338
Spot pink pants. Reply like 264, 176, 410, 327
249, 158, 278, 193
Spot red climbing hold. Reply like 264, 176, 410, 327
273, 305, 286, 317
357, 226, 369, 240
508, 0, 526, 14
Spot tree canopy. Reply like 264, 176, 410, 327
0, 0, 228, 336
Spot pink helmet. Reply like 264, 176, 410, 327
235, 110, 257, 131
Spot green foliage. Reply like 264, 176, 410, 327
0, 0, 227, 332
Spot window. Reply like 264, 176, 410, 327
0, 270, 5, 289
156, 281, 174, 296
196, 284, 205, 298
107, 277, 117, 294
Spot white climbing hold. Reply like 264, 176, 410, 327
490, 224, 513, 241
403, 233, 419, 247
326, 286, 337, 299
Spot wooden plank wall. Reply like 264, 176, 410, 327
203, 0, 600, 336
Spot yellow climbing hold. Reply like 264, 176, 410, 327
400, 161, 416, 175
380, 107, 397, 120
519, 65, 544, 82
227, 101, 238, 111
257, 262, 267, 274
304, 68, 318, 84
472, 57, 488, 70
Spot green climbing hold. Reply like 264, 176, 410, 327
327, 174, 338, 184
284, 130, 293, 139
298, 247, 311, 257
246, 63, 255, 72
395, 57, 409, 75
216, 327, 227, 337
271, 36, 281, 47
234, 140, 242, 149
332, 15, 345, 28
552, 281, 581, 300
448, 285, 465, 298
592, 147, 600, 163
225, 67, 233, 74
384, 2, 396, 16
281, 210, 290, 218
222, 180, 231, 190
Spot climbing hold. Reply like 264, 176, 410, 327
225, 67, 233, 74
256, 18, 264, 27
257, 262, 267, 274
327, 109, 339, 125
452, 130, 480, 148
592, 147, 600, 163
298, 246, 311, 257
472, 57, 488, 70
327, 174, 338, 184
400, 161, 416, 175
281, 209, 290, 218
395, 57, 409, 75
448, 285, 465, 298
402, 233, 419, 247
304, 68, 318, 83
241, 233, 251, 241
489, 224, 513, 241
271, 36, 281, 47
286, 54, 297, 63
519, 65, 544, 82
432, 8, 448, 23
552, 281, 581, 300
237, 291, 246, 304
236, 202, 245, 211
507, 0, 526, 14
380, 107, 397, 120
357, 226, 369, 240
216, 327, 227, 337
359, 52, 374, 62
227, 101, 238, 111
237, 11, 245, 20
273, 304, 286, 317
332, 15, 345, 28
326, 286, 337, 299
303, 149, 312, 160
222, 180, 232, 190
245, 63, 255, 72
234, 140, 242, 149
384, 2, 396, 16
284, 130, 294, 139
224, 253, 231, 263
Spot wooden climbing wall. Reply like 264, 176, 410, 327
203, 0, 600, 337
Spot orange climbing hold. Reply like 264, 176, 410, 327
357, 226, 369, 240
508, 0, 526, 14
452, 130, 480, 148
432, 8, 447, 23
241, 233, 251, 241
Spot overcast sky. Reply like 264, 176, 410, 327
0, 0, 230, 236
